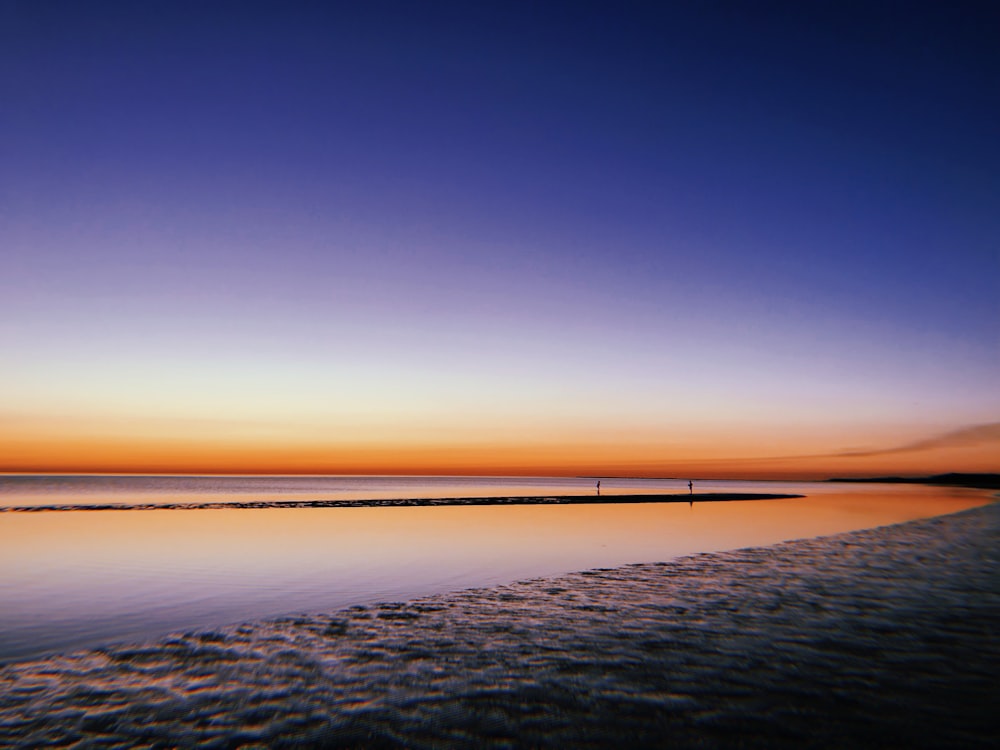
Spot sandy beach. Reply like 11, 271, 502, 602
1, 501, 997, 748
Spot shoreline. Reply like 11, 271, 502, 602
0, 492, 802, 512
2, 503, 997, 747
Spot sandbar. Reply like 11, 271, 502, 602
0, 492, 801, 512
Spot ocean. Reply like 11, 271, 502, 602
0, 474, 988, 662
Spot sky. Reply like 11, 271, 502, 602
2, 0, 998, 478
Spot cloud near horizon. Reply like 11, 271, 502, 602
832, 422, 1000, 459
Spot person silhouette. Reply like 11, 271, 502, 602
596, 480, 601, 495
688, 480, 693, 495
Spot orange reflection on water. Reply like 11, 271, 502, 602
1, 486, 988, 577
0, 484, 990, 661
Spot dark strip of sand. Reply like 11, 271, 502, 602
0, 492, 801, 512
1, 503, 997, 749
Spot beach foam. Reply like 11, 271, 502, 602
1, 503, 997, 748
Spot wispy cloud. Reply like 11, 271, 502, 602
715, 422, 1000, 466
832, 422, 1000, 458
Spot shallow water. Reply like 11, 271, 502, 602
2, 474, 688, 507
0, 475, 989, 662
2, 504, 997, 749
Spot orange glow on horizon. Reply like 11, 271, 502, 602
1, 426, 996, 479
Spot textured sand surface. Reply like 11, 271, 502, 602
1, 503, 997, 749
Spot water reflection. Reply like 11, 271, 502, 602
0, 474, 905, 507
0, 484, 988, 662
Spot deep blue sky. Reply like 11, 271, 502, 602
2, 1, 998, 474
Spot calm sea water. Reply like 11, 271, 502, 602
0, 474, 802, 507
0, 475, 989, 662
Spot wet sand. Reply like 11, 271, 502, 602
1, 503, 997, 748
0, 492, 799, 512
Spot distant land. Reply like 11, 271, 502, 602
828, 473, 1000, 490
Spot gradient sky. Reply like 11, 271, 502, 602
2, 1, 998, 477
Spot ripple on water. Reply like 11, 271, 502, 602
0, 504, 997, 748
